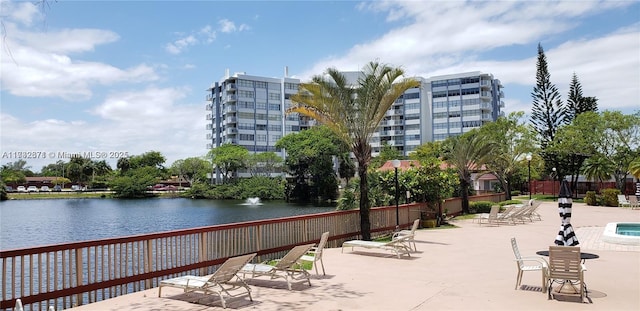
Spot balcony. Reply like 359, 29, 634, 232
206, 124, 213, 130
205, 104, 213, 111
206, 114, 213, 120
480, 80, 491, 89
225, 83, 236, 92
225, 116, 237, 124
226, 105, 237, 113
225, 128, 238, 135
226, 94, 237, 102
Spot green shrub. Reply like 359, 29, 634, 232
470, 201, 494, 213
601, 188, 621, 207
499, 199, 523, 206
585, 191, 598, 206
510, 190, 521, 196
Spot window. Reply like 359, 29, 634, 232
460, 77, 480, 84
268, 114, 282, 121
238, 90, 254, 98
256, 134, 267, 142
238, 79, 253, 87
405, 113, 420, 120
239, 134, 255, 141
284, 82, 298, 90
268, 124, 282, 131
256, 124, 267, 131
238, 101, 254, 109
238, 112, 254, 119
432, 80, 447, 87
404, 92, 420, 99
432, 91, 447, 98
238, 123, 254, 130
461, 88, 479, 95
270, 134, 281, 142
269, 103, 281, 111
255, 81, 267, 89
256, 102, 267, 110
268, 92, 281, 100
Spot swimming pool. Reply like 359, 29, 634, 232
602, 222, 640, 246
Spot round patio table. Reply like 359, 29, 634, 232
536, 250, 599, 262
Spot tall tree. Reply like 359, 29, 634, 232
567, 72, 598, 121
288, 61, 419, 240
441, 129, 494, 214
530, 43, 567, 177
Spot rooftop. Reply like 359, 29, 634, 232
68, 202, 640, 311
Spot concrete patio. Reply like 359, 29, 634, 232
68, 201, 640, 311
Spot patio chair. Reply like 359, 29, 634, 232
341, 235, 412, 258
511, 238, 548, 292
476, 205, 500, 226
547, 246, 588, 302
497, 205, 517, 225
241, 244, 314, 290
617, 195, 631, 208
300, 231, 329, 275
628, 195, 639, 209
392, 219, 420, 251
158, 253, 257, 309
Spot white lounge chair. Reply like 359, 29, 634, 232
241, 244, 314, 290
300, 231, 329, 275
476, 205, 500, 226
618, 195, 631, 207
392, 219, 420, 251
511, 238, 548, 292
341, 235, 412, 258
158, 253, 256, 309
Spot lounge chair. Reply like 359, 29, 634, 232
476, 205, 500, 226
300, 231, 329, 275
241, 244, 314, 290
618, 195, 631, 208
526, 200, 542, 221
341, 235, 412, 258
392, 219, 420, 251
511, 238, 547, 292
496, 205, 517, 225
158, 253, 257, 309
547, 246, 588, 302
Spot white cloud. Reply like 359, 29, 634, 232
299, 1, 639, 113
1, 86, 206, 170
165, 34, 198, 54
1, 0, 40, 26
218, 19, 249, 33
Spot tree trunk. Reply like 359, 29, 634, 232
358, 160, 371, 240
461, 177, 470, 214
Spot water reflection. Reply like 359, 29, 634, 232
0, 198, 335, 250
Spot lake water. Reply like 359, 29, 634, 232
0, 198, 335, 250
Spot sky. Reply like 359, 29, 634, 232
1, 0, 639, 172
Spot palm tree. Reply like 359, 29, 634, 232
582, 155, 615, 193
442, 130, 494, 214
288, 61, 419, 240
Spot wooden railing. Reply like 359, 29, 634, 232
1, 194, 503, 310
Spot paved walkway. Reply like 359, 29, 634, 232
68, 202, 640, 311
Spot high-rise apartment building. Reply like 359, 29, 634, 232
206, 70, 504, 166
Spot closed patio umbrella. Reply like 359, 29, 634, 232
555, 179, 579, 246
